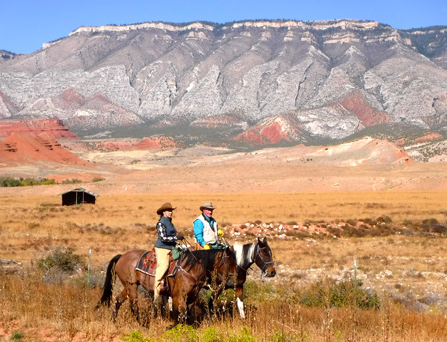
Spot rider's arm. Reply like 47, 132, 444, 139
193, 219, 206, 246
157, 221, 178, 243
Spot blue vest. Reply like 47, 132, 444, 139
155, 216, 178, 249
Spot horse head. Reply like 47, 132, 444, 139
212, 246, 238, 287
254, 237, 276, 277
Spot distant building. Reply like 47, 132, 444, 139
60, 187, 98, 206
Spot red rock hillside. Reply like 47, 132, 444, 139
0, 119, 78, 139
132, 136, 178, 149
338, 91, 390, 127
234, 115, 302, 144
0, 132, 89, 166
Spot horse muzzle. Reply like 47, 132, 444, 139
264, 266, 276, 277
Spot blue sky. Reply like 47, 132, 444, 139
2, 0, 446, 54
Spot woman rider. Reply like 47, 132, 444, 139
153, 202, 184, 305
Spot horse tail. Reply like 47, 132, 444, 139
96, 254, 122, 309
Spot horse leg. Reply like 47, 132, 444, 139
160, 294, 170, 318
198, 288, 212, 319
169, 294, 189, 326
127, 283, 140, 323
112, 288, 128, 322
208, 286, 223, 317
235, 286, 245, 319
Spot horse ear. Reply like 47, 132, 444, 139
263, 237, 267, 244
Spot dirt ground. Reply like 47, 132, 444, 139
2, 137, 447, 341
1, 137, 447, 196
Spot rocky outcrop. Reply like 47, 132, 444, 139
1, 20, 447, 144
0, 132, 88, 166
0, 119, 78, 139
234, 115, 305, 144
337, 91, 390, 127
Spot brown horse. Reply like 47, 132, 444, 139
96, 246, 237, 325
210, 237, 276, 319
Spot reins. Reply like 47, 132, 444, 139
174, 238, 236, 285
179, 238, 237, 287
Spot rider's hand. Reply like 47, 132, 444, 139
177, 235, 184, 241
217, 229, 224, 237
203, 244, 211, 250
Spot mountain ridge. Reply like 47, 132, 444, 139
1, 19, 447, 150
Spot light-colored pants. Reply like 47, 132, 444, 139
154, 247, 171, 302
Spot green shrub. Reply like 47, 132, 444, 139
200, 327, 223, 342
21, 177, 40, 186
299, 279, 381, 309
0, 177, 56, 187
0, 176, 22, 187
268, 330, 296, 342
41, 178, 56, 185
38, 247, 85, 273
9, 331, 24, 340
162, 324, 198, 342
61, 178, 82, 184
225, 327, 255, 342
120, 331, 155, 342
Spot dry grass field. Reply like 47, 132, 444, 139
1, 191, 447, 341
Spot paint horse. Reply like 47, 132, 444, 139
96, 246, 237, 325
211, 237, 276, 319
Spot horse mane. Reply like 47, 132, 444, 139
181, 248, 223, 270
234, 241, 257, 267
233, 238, 271, 267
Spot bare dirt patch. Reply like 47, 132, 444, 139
2, 136, 447, 196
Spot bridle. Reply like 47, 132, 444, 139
170, 246, 236, 292
213, 247, 238, 282
254, 243, 275, 279
178, 242, 237, 284
236, 241, 275, 278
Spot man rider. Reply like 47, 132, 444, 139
193, 202, 224, 249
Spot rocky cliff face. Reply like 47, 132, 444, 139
1, 20, 447, 145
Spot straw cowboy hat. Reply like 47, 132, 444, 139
156, 202, 176, 215
200, 202, 216, 211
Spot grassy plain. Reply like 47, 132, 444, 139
1, 190, 447, 341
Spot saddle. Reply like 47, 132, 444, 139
135, 249, 178, 277
135, 249, 181, 295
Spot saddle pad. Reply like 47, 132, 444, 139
136, 250, 156, 276
135, 250, 178, 277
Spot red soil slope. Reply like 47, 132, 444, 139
0, 132, 89, 166
0, 119, 78, 139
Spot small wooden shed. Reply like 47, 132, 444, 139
60, 187, 98, 206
